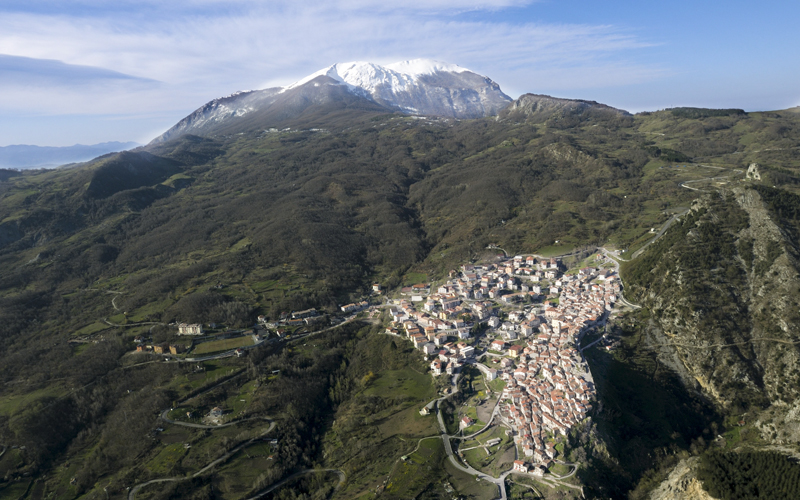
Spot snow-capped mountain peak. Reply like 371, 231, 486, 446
282, 58, 510, 117
283, 59, 470, 95
151, 59, 512, 144
385, 59, 468, 77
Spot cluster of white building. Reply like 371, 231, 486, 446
386, 254, 622, 465
497, 338, 595, 463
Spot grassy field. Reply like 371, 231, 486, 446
192, 336, 255, 355
0, 384, 66, 416
146, 443, 188, 475
401, 272, 428, 286
0, 478, 31, 500
383, 438, 447, 498
165, 361, 242, 397
213, 442, 277, 500
461, 436, 516, 478
71, 321, 112, 337
363, 368, 436, 402
487, 378, 506, 393
444, 457, 498, 499
461, 425, 509, 449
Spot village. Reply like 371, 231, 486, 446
383, 253, 621, 478
123, 248, 619, 478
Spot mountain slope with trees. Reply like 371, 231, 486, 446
1, 95, 800, 498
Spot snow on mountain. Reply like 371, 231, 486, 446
281, 59, 508, 117
284, 59, 470, 95
385, 59, 468, 76
151, 59, 512, 144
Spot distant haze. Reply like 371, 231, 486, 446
0, 142, 140, 169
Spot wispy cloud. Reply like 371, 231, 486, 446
0, 1, 662, 142
0, 54, 157, 86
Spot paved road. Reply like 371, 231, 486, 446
629, 209, 690, 260
679, 170, 742, 193
432, 372, 510, 500
599, 248, 641, 309
580, 335, 606, 353
454, 394, 502, 441
550, 460, 578, 480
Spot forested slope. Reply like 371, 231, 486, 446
1, 100, 800, 498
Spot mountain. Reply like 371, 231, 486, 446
3, 72, 800, 499
498, 93, 631, 123
151, 59, 511, 143
0, 141, 140, 169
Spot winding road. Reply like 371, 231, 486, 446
244, 469, 345, 500
429, 372, 512, 500
128, 424, 277, 500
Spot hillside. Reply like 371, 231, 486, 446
2, 98, 800, 498
625, 185, 800, 439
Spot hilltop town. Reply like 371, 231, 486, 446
384, 253, 621, 473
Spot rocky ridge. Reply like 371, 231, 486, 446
627, 186, 800, 443
151, 59, 512, 144
649, 458, 718, 500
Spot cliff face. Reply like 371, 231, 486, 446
649, 458, 718, 500
625, 187, 800, 443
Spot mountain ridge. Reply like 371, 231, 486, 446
151, 59, 512, 144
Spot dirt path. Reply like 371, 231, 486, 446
657, 337, 800, 349
244, 468, 345, 500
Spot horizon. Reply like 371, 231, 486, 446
1, 1, 798, 147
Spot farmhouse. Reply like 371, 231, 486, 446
178, 323, 204, 335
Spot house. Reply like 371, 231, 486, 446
419, 400, 436, 415
291, 308, 317, 319
153, 343, 169, 354
508, 345, 524, 358
178, 323, 204, 335
503, 329, 518, 341
412, 334, 428, 348
490, 339, 506, 351
531, 465, 546, 476
235, 348, 246, 357
513, 460, 528, 473
169, 345, 185, 355
460, 416, 474, 430
486, 368, 498, 381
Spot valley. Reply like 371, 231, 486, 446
2, 74, 800, 498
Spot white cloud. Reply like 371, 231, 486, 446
0, 1, 662, 143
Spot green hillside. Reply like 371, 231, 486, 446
2, 101, 800, 498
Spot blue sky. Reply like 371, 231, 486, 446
1, 0, 798, 146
